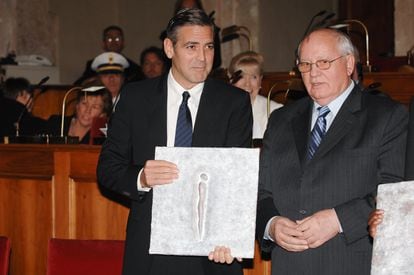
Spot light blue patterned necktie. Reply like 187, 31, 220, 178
174, 91, 192, 147
308, 106, 330, 159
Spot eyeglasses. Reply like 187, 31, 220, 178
297, 55, 346, 73
105, 37, 122, 43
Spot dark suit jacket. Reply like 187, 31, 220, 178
97, 74, 252, 275
405, 97, 414, 180
256, 86, 408, 275
0, 97, 47, 138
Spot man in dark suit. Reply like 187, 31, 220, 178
256, 28, 407, 274
74, 25, 144, 85
0, 77, 47, 138
97, 8, 252, 275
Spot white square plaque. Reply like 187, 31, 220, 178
371, 181, 414, 274
149, 147, 260, 258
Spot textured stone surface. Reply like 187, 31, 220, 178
395, 0, 414, 55
150, 147, 260, 258
371, 181, 414, 274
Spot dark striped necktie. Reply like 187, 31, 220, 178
308, 105, 330, 159
174, 91, 192, 147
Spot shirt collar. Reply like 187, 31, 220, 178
168, 70, 204, 100
313, 80, 355, 117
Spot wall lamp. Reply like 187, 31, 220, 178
221, 25, 252, 51
330, 19, 371, 72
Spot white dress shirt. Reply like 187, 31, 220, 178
252, 95, 283, 139
137, 70, 204, 191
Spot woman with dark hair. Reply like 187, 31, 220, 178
47, 85, 112, 144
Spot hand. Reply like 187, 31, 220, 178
208, 246, 242, 264
368, 209, 384, 238
140, 160, 178, 188
270, 216, 309, 252
296, 209, 340, 249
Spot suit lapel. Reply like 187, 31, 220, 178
311, 87, 362, 162
146, 76, 168, 147
192, 78, 215, 147
292, 98, 313, 169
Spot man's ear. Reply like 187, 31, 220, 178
346, 54, 356, 76
164, 38, 174, 59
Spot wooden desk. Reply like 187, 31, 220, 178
0, 144, 270, 275
0, 145, 128, 275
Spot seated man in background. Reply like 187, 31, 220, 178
140, 46, 168, 79
228, 51, 283, 140
74, 25, 144, 85
91, 52, 129, 110
0, 77, 47, 138
47, 83, 112, 144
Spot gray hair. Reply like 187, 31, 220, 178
297, 28, 355, 59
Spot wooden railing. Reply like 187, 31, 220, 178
260, 71, 414, 106
31, 72, 414, 122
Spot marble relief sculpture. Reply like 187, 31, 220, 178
371, 181, 414, 274
150, 147, 260, 258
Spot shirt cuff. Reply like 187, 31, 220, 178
263, 216, 278, 241
332, 208, 343, 233
137, 168, 151, 192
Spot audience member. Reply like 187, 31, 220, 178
256, 28, 407, 274
91, 52, 128, 109
47, 83, 112, 144
140, 46, 168, 79
74, 25, 144, 85
0, 77, 47, 138
228, 51, 283, 139
97, 8, 251, 275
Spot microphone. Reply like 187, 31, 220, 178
312, 12, 335, 29
14, 76, 50, 136
229, 70, 242, 84
302, 10, 327, 38
37, 76, 50, 87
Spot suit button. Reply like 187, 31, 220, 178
299, 209, 307, 215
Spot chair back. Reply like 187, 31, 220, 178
0, 237, 11, 275
89, 117, 108, 145
47, 238, 124, 275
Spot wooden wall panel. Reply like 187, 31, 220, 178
0, 178, 52, 275
72, 180, 128, 239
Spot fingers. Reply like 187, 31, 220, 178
277, 236, 309, 252
295, 209, 340, 248
140, 160, 179, 188
368, 209, 384, 238
208, 246, 235, 264
272, 217, 309, 252
368, 209, 384, 224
